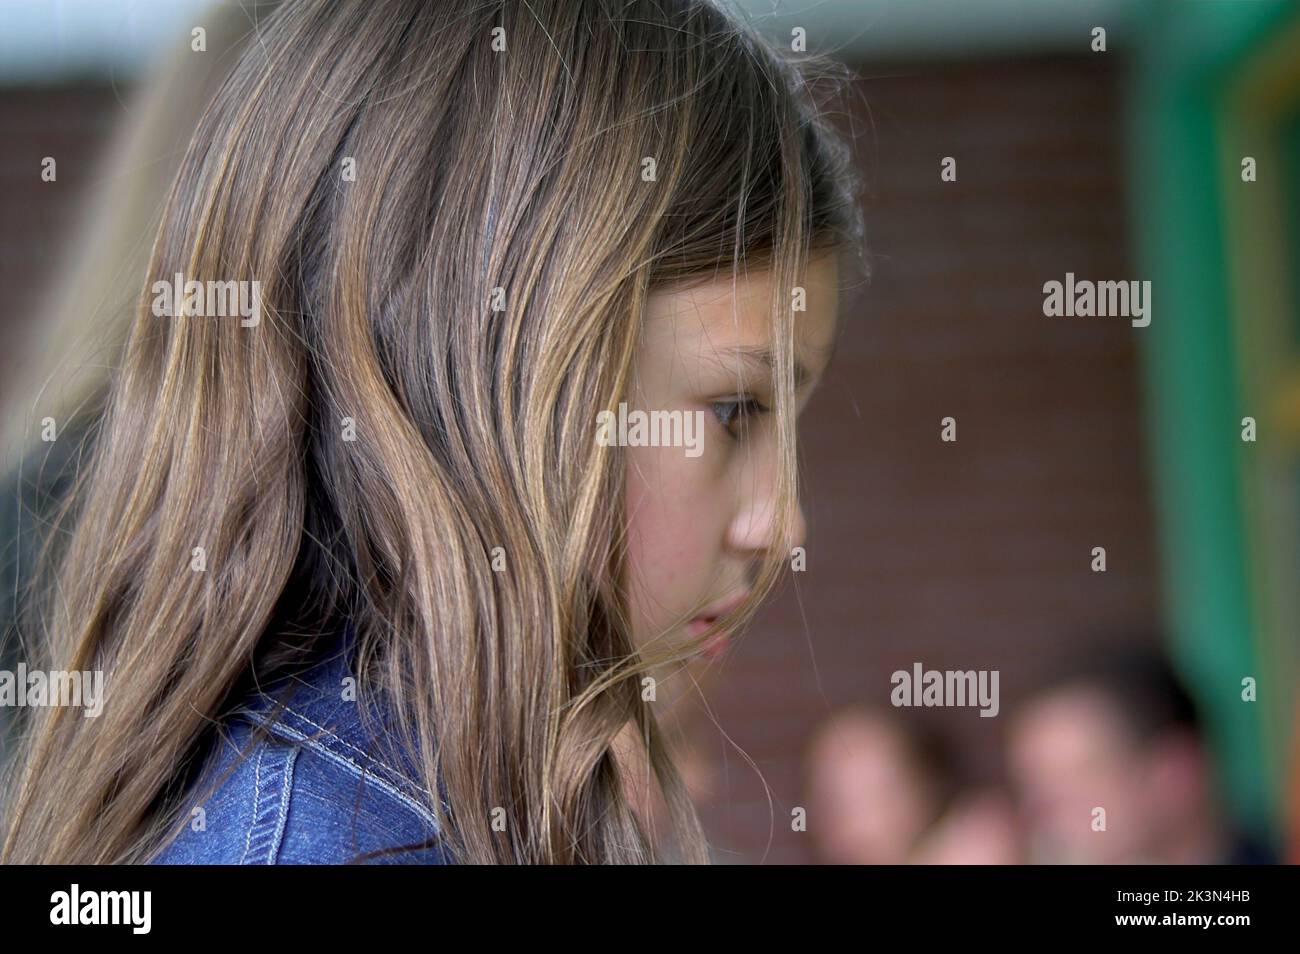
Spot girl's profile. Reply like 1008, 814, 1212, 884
0, 0, 861, 865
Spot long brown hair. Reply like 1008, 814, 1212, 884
2, 0, 861, 864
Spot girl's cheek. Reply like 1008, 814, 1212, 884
624, 444, 732, 626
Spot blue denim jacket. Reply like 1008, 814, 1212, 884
151, 626, 452, 864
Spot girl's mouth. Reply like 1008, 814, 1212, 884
700, 629, 729, 659
687, 617, 730, 659
687, 591, 750, 657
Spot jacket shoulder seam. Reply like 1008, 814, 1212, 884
238, 739, 298, 864
234, 705, 442, 832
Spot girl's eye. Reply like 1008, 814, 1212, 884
710, 396, 769, 437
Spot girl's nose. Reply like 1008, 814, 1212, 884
727, 482, 807, 559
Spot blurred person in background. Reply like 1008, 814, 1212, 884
909, 785, 1022, 865
806, 707, 947, 863
1007, 646, 1276, 865
805, 705, 1020, 864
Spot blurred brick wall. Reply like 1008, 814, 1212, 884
693, 55, 1163, 863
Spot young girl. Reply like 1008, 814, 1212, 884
0, 0, 861, 864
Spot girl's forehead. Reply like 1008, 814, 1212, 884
645, 256, 840, 349
635, 268, 838, 396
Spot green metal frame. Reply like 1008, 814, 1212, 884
1128, 0, 1300, 842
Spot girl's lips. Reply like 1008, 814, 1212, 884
687, 616, 721, 638
686, 616, 730, 658
687, 590, 750, 657
700, 631, 730, 659
696, 590, 751, 620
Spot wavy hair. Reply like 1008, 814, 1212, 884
1, 0, 861, 864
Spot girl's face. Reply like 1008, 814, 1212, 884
622, 254, 840, 659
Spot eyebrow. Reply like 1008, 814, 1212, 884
712, 345, 827, 390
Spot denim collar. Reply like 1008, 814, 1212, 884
233, 621, 447, 817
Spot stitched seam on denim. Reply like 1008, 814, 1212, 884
278, 704, 414, 787
241, 716, 442, 830
271, 745, 297, 860
239, 746, 265, 864
233, 701, 429, 804
240, 741, 298, 864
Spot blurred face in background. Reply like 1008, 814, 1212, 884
1007, 687, 1205, 864
806, 713, 941, 864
